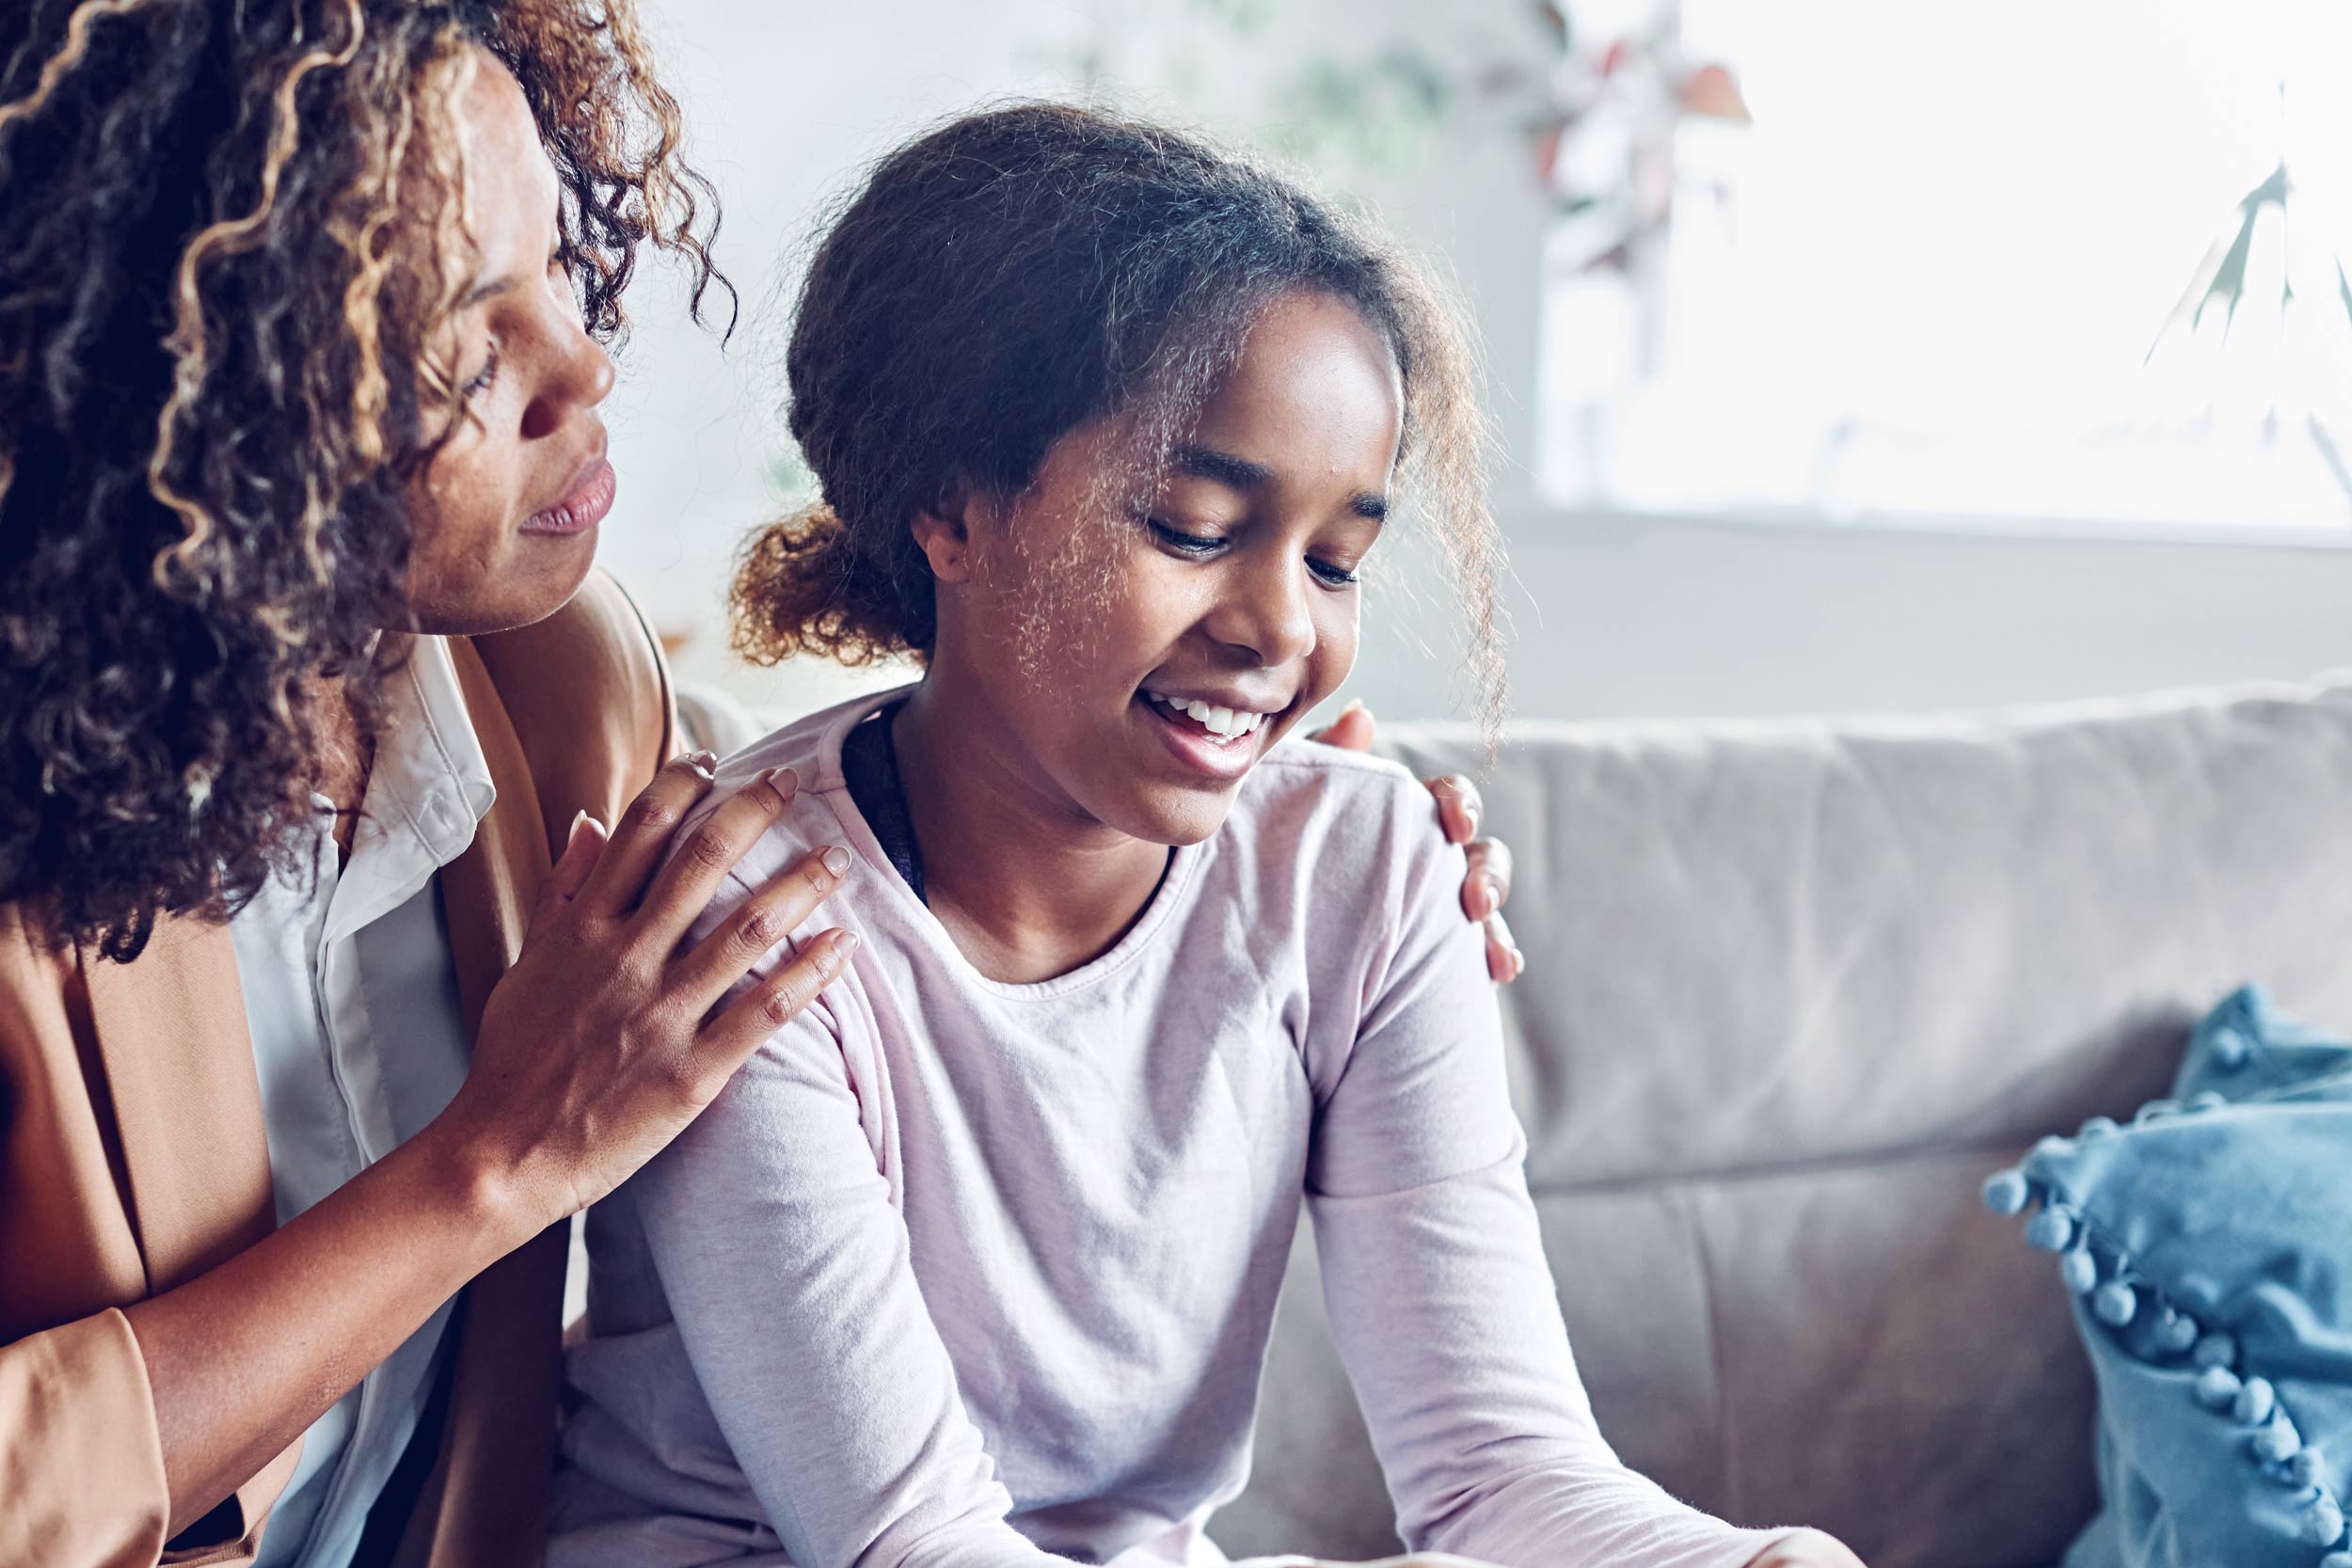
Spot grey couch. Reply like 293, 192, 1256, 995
1209, 676, 2352, 1568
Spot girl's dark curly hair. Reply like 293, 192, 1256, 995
0, 0, 725, 959
732, 103, 1504, 741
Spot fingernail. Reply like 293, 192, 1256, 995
568, 808, 588, 838
1343, 698, 1367, 716
834, 929, 861, 959
821, 845, 852, 877
1509, 947, 1526, 979
690, 748, 719, 770
762, 765, 799, 805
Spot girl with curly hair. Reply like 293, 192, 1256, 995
555, 104, 1861, 1568
0, 6, 866, 1565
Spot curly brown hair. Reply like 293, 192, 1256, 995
0, 0, 725, 959
731, 103, 1505, 743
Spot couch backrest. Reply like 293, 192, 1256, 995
1213, 678, 2352, 1568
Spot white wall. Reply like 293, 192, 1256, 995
604, 0, 2352, 727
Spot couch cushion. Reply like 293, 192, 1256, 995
1215, 678, 2352, 1568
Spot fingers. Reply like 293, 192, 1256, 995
698, 927, 862, 1067
1484, 908, 1524, 984
673, 844, 856, 1012
577, 752, 723, 917
1426, 773, 1481, 845
1308, 699, 1375, 752
537, 810, 609, 925
1461, 838, 1514, 920
628, 765, 802, 949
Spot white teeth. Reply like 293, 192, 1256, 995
1146, 689, 1268, 740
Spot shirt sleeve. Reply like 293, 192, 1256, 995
1306, 821, 1791, 1568
630, 1001, 1072, 1568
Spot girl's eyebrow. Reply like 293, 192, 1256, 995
1172, 443, 1270, 491
1172, 443, 1389, 523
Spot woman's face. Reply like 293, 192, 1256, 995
926, 289, 1403, 847
402, 52, 618, 636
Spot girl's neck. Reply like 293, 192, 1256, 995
890, 675, 1171, 985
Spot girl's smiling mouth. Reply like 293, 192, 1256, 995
1136, 687, 1283, 780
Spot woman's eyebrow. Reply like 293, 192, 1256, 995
459, 271, 521, 309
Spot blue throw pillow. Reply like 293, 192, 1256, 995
1982, 985, 2352, 1568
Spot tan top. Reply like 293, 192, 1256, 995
0, 570, 675, 1568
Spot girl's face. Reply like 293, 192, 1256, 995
403, 52, 618, 636
923, 290, 1403, 847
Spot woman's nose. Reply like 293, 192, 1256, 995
520, 322, 615, 442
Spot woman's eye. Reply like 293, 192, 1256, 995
1149, 520, 1225, 555
1308, 557, 1360, 588
461, 342, 501, 400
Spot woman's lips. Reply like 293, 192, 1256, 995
520, 457, 616, 537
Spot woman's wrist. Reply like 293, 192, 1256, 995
403, 1097, 565, 1260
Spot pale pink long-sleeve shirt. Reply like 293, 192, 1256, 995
552, 689, 1788, 1568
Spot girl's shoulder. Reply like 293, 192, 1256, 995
1244, 736, 1444, 830
1226, 738, 1464, 908
677, 688, 905, 916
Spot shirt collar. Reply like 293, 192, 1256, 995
322, 635, 499, 944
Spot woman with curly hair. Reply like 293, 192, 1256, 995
0, 5, 867, 1565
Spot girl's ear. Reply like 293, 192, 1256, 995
911, 478, 977, 583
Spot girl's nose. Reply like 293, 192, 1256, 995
1204, 556, 1317, 668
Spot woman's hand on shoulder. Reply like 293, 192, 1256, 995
1741, 1528, 1868, 1568
425, 751, 860, 1233
1308, 701, 1522, 983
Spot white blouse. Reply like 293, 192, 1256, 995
230, 636, 494, 1568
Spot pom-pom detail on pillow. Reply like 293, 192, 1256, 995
2198, 1367, 2245, 1409
2061, 1247, 2100, 1293
2025, 1205, 2077, 1252
2256, 1420, 2305, 1465
2299, 1493, 2344, 1548
2192, 1333, 2238, 1370
2094, 1281, 2139, 1327
2237, 1378, 2280, 1426
1982, 1168, 2030, 1216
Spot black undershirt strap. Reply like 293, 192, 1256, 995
840, 701, 926, 906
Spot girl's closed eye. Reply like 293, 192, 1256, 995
1307, 555, 1359, 588
1148, 518, 1226, 555
1148, 517, 1362, 587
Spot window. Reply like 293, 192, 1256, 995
1541, 0, 2352, 540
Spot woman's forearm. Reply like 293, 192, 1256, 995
122, 1117, 541, 1539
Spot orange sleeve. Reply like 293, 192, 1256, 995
0, 1308, 171, 1568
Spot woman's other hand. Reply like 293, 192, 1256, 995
428, 751, 860, 1228
1309, 701, 1522, 983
